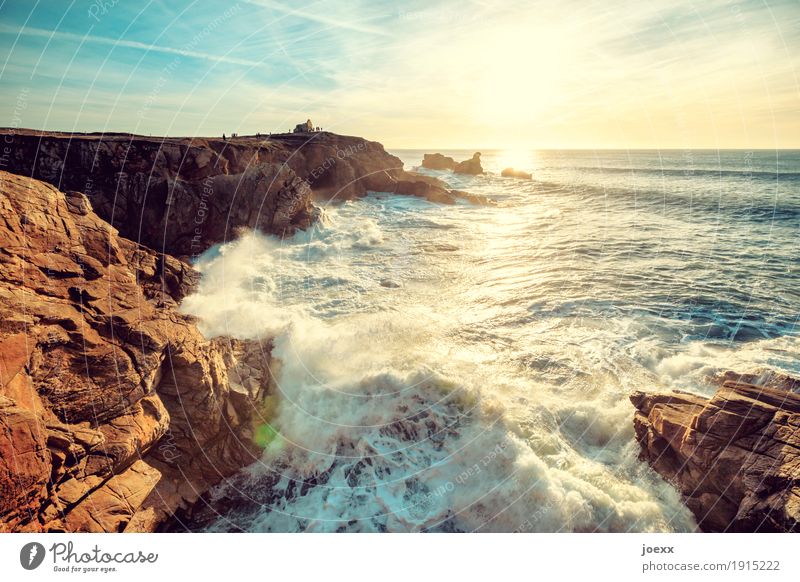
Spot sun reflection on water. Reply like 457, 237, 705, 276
496, 149, 537, 174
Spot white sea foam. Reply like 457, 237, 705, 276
181, 211, 695, 532
652, 336, 800, 395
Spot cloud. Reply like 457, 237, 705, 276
0, 0, 797, 147
0, 23, 271, 69
242, 0, 393, 37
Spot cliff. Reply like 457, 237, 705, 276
631, 380, 800, 532
0, 170, 271, 532
0, 129, 489, 257
0, 127, 492, 533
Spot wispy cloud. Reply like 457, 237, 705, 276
0, 0, 797, 147
0, 23, 271, 69
242, 0, 393, 36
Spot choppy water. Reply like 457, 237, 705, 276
178, 149, 799, 532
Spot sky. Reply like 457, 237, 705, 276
0, 0, 798, 148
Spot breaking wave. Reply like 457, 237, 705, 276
178, 149, 798, 532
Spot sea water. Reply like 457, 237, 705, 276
178, 149, 799, 532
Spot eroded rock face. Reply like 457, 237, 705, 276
1, 131, 318, 257
421, 153, 457, 171
0, 130, 490, 256
0, 171, 271, 532
453, 152, 484, 175
631, 381, 800, 532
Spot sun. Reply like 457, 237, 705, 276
472, 24, 570, 131
497, 149, 537, 173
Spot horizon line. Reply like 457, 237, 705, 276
2, 127, 799, 151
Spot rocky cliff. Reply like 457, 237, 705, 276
0, 128, 492, 533
0, 129, 488, 257
0, 171, 272, 532
631, 380, 800, 532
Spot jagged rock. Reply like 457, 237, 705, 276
501, 167, 532, 180
453, 152, 484, 175
0, 171, 271, 532
393, 180, 456, 204
0, 130, 491, 255
125, 336, 273, 531
0, 127, 492, 532
631, 380, 800, 532
421, 153, 456, 171
0, 132, 318, 256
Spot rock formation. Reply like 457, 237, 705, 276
0, 128, 493, 533
501, 167, 532, 180
453, 152, 484, 175
631, 380, 800, 532
421, 153, 457, 171
389, 177, 493, 206
0, 171, 271, 532
0, 130, 490, 256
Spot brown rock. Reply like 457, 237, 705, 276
0, 126, 493, 531
0, 396, 51, 531
393, 180, 456, 204
421, 153, 457, 171
390, 175, 494, 206
631, 381, 800, 532
453, 152, 484, 175
0, 131, 318, 255
63, 460, 161, 532
0, 171, 271, 532
0, 129, 490, 255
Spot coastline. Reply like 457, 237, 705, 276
0, 129, 490, 532
0, 131, 797, 532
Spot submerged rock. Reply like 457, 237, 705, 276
501, 167, 532, 180
393, 179, 456, 204
630, 380, 800, 532
453, 152, 484, 175
421, 153, 457, 171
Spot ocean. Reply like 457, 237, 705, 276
178, 149, 799, 532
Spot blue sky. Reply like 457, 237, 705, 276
1, 0, 798, 147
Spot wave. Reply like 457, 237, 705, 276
179, 227, 696, 532
570, 166, 800, 181
531, 179, 800, 225
648, 335, 800, 395
174, 153, 798, 532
